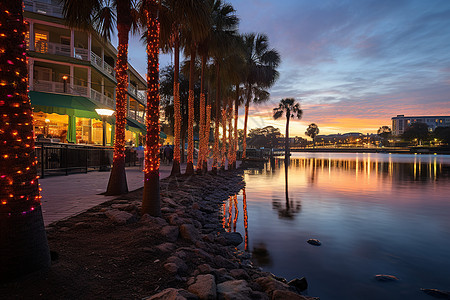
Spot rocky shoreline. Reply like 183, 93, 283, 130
1, 168, 317, 300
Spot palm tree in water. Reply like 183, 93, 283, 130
0, 1, 50, 281
273, 98, 302, 164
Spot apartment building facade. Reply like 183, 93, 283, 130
24, 0, 147, 146
392, 115, 450, 136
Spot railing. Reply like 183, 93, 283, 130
35, 41, 71, 57
74, 47, 89, 60
136, 90, 147, 104
90, 51, 115, 78
128, 110, 145, 124
35, 142, 137, 178
24, 0, 63, 18
33, 80, 88, 97
91, 88, 115, 109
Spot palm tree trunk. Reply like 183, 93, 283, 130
142, 0, 160, 216
106, 0, 132, 195
227, 104, 233, 170
196, 54, 207, 173
242, 101, 249, 159
242, 85, 251, 159
233, 84, 239, 169
212, 61, 221, 173
221, 107, 227, 170
204, 86, 212, 171
170, 30, 181, 176
285, 112, 290, 166
0, 1, 50, 281
185, 44, 196, 175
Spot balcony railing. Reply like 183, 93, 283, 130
35, 41, 71, 57
74, 47, 89, 60
34, 80, 88, 97
24, 0, 63, 18
137, 90, 146, 104
91, 88, 115, 109
90, 51, 115, 78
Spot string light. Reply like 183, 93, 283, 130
0, 2, 40, 215
227, 105, 233, 169
143, 3, 160, 175
204, 104, 212, 167
196, 92, 206, 171
221, 107, 227, 169
186, 89, 194, 172
242, 103, 249, 159
173, 82, 181, 169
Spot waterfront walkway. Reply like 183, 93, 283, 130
40, 160, 237, 226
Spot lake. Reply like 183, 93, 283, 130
223, 152, 450, 300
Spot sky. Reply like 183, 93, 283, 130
125, 0, 450, 138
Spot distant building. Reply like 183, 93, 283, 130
391, 115, 450, 136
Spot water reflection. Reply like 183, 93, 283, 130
222, 189, 250, 251
239, 153, 450, 300
272, 161, 301, 219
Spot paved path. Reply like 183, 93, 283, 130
40, 160, 238, 226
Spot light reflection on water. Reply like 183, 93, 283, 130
223, 153, 450, 300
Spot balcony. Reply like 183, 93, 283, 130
34, 80, 88, 97
90, 89, 115, 109
24, 0, 63, 18
90, 51, 115, 79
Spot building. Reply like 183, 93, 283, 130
24, 0, 147, 146
392, 115, 450, 136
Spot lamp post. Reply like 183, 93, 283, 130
95, 108, 115, 146
62, 75, 68, 93
95, 108, 115, 171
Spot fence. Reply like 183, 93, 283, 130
35, 142, 137, 178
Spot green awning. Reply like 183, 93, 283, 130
126, 117, 146, 133
29, 91, 104, 119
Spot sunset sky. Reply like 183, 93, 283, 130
124, 0, 450, 138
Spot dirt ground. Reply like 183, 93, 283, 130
1, 171, 245, 300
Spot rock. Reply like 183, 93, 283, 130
156, 243, 176, 252
197, 264, 212, 274
217, 280, 253, 300
180, 224, 200, 242
288, 277, 308, 292
74, 222, 91, 229
111, 203, 135, 211
220, 232, 243, 246
167, 256, 188, 273
307, 239, 321, 246
141, 214, 168, 226
272, 290, 308, 300
161, 226, 179, 242
374, 274, 399, 282
188, 274, 216, 300
421, 288, 450, 299
59, 227, 70, 232
104, 209, 136, 224
162, 197, 179, 207
144, 288, 198, 300
214, 255, 239, 269
164, 263, 179, 274
192, 202, 200, 210
249, 291, 269, 300
230, 269, 250, 280
254, 276, 290, 295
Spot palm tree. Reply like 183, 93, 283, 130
140, 0, 161, 216
305, 123, 319, 148
242, 33, 280, 159
62, 0, 139, 195
208, 1, 239, 172
181, 1, 210, 175
0, 1, 50, 281
273, 98, 302, 162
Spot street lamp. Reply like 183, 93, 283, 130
62, 75, 68, 93
95, 108, 115, 146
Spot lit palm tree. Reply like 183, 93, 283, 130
273, 98, 302, 162
62, 0, 139, 195
242, 33, 280, 159
0, 1, 50, 281
140, 0, 160, 216
208, 1, 239, 172
305, 123, 319, 148
159, 0, 209, 176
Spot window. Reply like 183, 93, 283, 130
35, 31, 49, 53
60, 36, 70, 46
